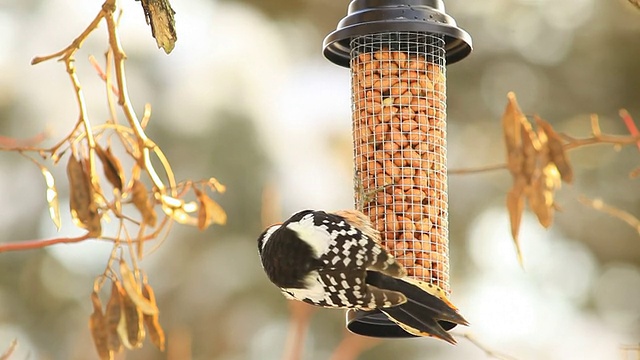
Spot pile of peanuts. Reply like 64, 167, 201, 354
351, 48, 450, 293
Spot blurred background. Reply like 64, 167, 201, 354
0, 0, 639, 359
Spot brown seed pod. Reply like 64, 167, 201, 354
195, 187, 227, 231
142, 281, 166, 351
131, 180, 157, 227
119, 259, 159, 316
67, 154, 102, 236
105, 282, 123, 353
95, 145, 124, 191
117, 282, 145, 349
535, 116, 573, 184
89, 291, 113, 360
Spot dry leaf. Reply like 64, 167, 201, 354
67, 155, 102, 236
131, 180, 157, 227
526, 164, 560, 229
117, 286, 145, 349
38, 164, 61, 231
119, 259, 159, 316
96, 145, 124, 191
506, 182, 525, 266
521, 117, 541, 185
105, 282, 123, 353
535, 116, 574, 184
89, 291, 113, 360
195, 188, 227, 230
139, 0, 177, 53
502, 92, 524, 176
142, 281, 166, 351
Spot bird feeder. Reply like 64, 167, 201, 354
323, 0, 471, 338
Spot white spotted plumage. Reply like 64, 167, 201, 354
257, 209, 469, 343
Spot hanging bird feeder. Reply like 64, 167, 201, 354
323, 0, 472, 338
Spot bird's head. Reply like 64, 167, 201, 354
257, 223, 281, 256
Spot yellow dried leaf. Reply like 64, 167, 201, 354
195, 188, 227, 230
131, 180, 157, 227
502, 92, 524, 176
142, 281, 166, 351
96, 145, 124, 191
520, 117, 541, 185
535, 116, 574, 184
38, 165, 61, 231
119, 259, 159, 316
89, 291, 113, 360
528, 163, 561, 229
506, 181, 526, 266
105, 282, 123, 353
67, 155, 102, 236
117, 286, 145, 350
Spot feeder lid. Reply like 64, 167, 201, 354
323, 0, 472, 67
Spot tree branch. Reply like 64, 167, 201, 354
449, 163, 508, 175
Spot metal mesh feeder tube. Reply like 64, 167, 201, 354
323, 0, 471, 339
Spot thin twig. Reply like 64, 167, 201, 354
0, 339, 17, 360
455, 332, 519, 360
65, 58, 99, 188
0, 234, 92, 253
619, 109, 640, 151
283, 301, 316, 360
31, 7, 105, 65
578, 196, 640, 235
449, 163, 508, 175
561, 133, 640, 150
0, 132, 48, 150
104, 5, 171, 195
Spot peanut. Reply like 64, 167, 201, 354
351, 47, 449, 293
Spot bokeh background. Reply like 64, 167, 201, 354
1, 0, 639, 359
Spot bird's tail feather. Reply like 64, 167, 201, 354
365, 271, 468, 344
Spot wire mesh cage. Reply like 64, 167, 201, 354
351, 32, 450, 294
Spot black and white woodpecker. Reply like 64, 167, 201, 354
257, 209, 468, 344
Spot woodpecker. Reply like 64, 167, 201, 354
257, 209, 468, 344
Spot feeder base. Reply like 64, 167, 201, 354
346, 309, 457, 338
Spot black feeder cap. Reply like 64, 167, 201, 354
323, 0, 472, 67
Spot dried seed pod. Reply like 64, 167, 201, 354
117, 285, 145, 349
105, 282, 123, 353
195, 187, 227, 231
535, 116, 573, 184
119, 259, 159, 316
131, 180, 157, 227
95, 145, 124, 191
89, 291, 113, 360
142, 281, 166, 351
67, 154, 102, 236
37, 164, 61, 231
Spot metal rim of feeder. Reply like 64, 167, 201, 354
323, 0, 472, 68
322, 0, 471, 339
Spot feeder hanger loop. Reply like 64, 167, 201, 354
323, 0, 472, 67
